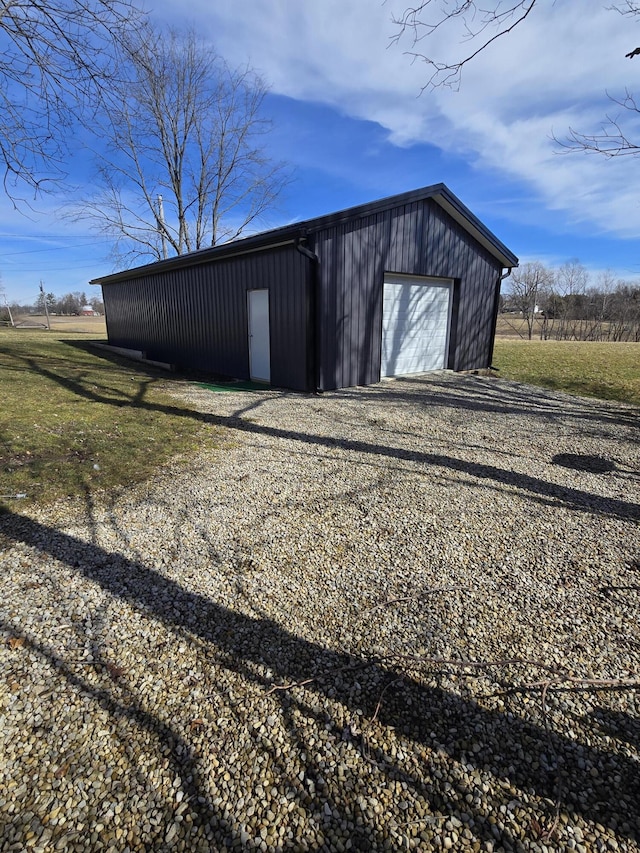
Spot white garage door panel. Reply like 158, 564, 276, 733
381, 275, 452, 377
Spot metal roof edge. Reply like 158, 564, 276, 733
432, 187, 519, 269
89, 234, 301, 285
90, 183, 518, 285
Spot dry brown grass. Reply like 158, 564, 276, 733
10, 314, 107, 335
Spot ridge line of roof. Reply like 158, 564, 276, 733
90, 183, 518, 285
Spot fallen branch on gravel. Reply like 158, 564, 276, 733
264, 651, 638, 698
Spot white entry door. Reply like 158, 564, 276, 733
248, 289, 271, 382
381, 274, 452, 378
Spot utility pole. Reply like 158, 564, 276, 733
39, 281, 51, 330
157, 195, 168, 260
2, 295, 14, 327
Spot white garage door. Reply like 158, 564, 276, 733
381, 274, 452, 377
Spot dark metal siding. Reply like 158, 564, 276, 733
102, 245, 311, 391
313, 199, 502, 390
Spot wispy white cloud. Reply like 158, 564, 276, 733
155, 0, 640, 238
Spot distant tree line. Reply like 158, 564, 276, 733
501, 261, 640, 342
35, 290, 104, 315
0, 291, 104, 320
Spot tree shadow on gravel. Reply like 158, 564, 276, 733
368, 374, 640, 434
66, 339, 639, 437
1, 510, 639, 850
14, 353, 640, 524
0, 615, 218, 851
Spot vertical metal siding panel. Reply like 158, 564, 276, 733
387, 211, 399, 273
363, 213, 386, 386
195, 266, 205, 365
408, 203, 420, 270
360, 216, 374, 386
400, 206, 409, 271
346, 223, 357, 388
359, 213, 385, 387
204, 264, 215, 367
454, 238, 473, 369
354, 221, 366, 386
454, 230, 473, 370
316, 227, 337, 390
268, 248, 308, 391
329, 226, 340, 390
432, 204, 448, 278
324, 211, 392, 389
188, 267, 198, 362
342, 225, 354, 389
446, 227, 501, 371
339, 227, 348, 389
401, 206, 410, 271
103, 244, 309, 388
340, 228, 348, 389
337, 219, 362, 389
466, 253, 484, 366
214, 262, 226, 374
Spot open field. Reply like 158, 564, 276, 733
0, 328, 216, 508
6, 314, 108, 335
495, 314, 553, 340
495, 313, 640, 342
492, 339, 640, 407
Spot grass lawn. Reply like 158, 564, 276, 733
0, 329, 217, 510
492, 339, 640, 407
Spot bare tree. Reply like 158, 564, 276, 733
508, 261, 554, 340
549, 259, 589, 339
74, 26, 289, 266
0, 0, 143, 197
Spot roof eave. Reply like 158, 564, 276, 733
90, 234, 301, 285
90, 183, 518, 285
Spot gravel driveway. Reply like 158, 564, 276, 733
1, 372, 639, 852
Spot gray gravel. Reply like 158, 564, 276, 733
0, 371, 639, 852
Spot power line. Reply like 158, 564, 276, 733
2, 242, 112, 257
0, 233, 112, 239
4, 265, 106, 272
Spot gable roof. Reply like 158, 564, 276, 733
90, 183, 518, 285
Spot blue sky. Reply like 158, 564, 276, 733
2, 0, 640, 305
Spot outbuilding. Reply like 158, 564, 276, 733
91, 183, 518, 392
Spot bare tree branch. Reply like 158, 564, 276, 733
0, 0, 144, 199
556, 90, 640, 157
389, 0, 538, 89
71, 26, 290, 267
389, 1, 640, 99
